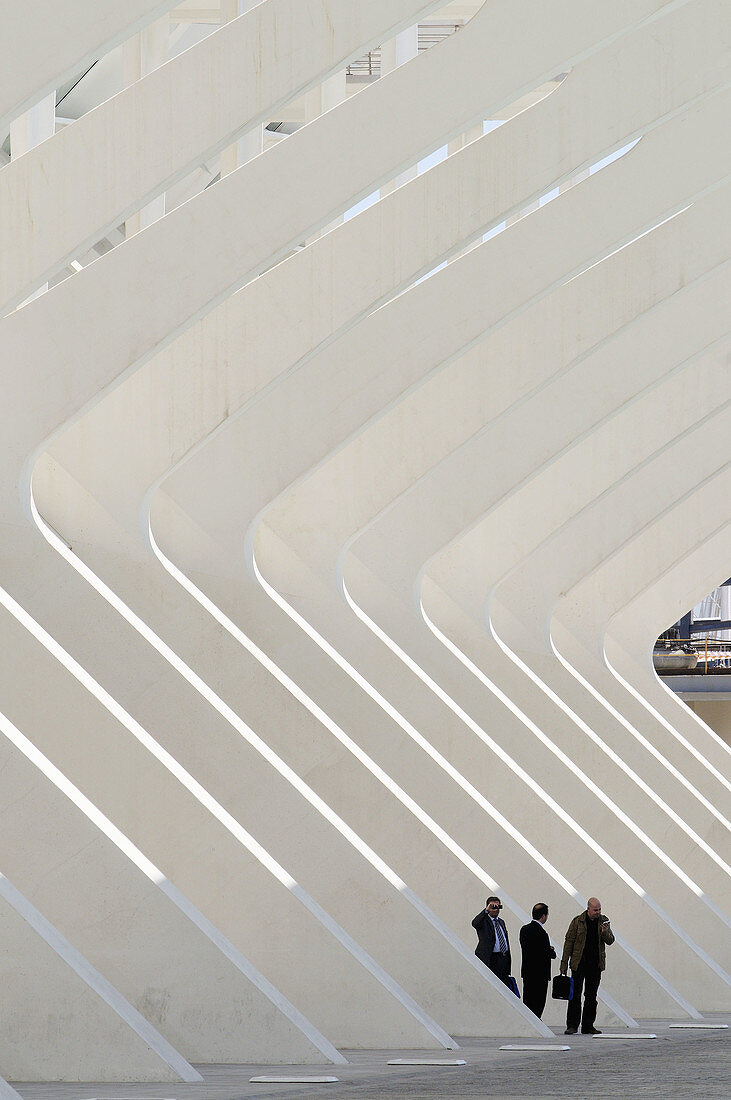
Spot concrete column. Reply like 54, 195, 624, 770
448, 122, 487, 259
123, 17, 169, 235
304, 72, 347, 239
380, 26, 419, 196
9, 92, 55, 159
304, 71, 348, 121
447, 122, 482, 157
10, 93, 55, 305
683, 701, 731, 746
220, 0, 263, 178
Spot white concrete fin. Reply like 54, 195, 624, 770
0, 865, 200, 1082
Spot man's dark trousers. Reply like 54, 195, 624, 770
522, 978, 548, 1019
566, 960, 601, 1032
488, 952, 511, 987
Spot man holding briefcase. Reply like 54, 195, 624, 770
519, 902, 556, 1019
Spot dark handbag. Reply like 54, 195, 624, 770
552, 974, 574, 1000
507, 976, 520, 998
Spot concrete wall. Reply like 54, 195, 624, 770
0, 0, 728, 1081
681, 701, 731, 748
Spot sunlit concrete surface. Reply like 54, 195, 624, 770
1, 0, 729, 1082
0, 1, 178, 138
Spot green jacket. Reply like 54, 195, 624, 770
561, 911, 615, 973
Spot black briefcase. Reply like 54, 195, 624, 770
552, 975, 574, 1000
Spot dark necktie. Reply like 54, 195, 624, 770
494, 919, 508, 953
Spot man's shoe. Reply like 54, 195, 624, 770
564, 1027, 577, 1035
581, 1027, 602, 1035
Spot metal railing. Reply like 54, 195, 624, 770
654, 637, 731, 674
346, 24, 463, 81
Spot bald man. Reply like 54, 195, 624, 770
560, 898, 615, 1035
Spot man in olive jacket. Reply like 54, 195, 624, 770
560, 897, 615, 1034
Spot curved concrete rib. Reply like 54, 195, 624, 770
12, 0, 703, 1047
603, 533, 731, 771
153, 88, 730, 1023
487, 433, 731, 838
0, 2, 489, 1061
0, 1, 176, 139
428, 454, 731, 823
1, 0, 686, 451
285, 284, 731, 890
7, 0, 725, 1056
423, 367, 731, 877
0, 635, 337, 1065
149, 161, 731, 1024
0, 1, 541, 1062
262, 382, 729, 1007
540, 480, 731, 792
42, 0, 723, 530
0, 861, 197, 1083
252, 332, 730, 1006
30, 480, 551, 1043
487, 410, 731, 904
0, 0, 444, 312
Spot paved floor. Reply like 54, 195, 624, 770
12, 1020, 729, 1100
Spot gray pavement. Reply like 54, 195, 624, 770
12, 1019, 729, 1100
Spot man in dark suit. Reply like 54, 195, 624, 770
472, 896, 512, 986
519, 902, 556, 1018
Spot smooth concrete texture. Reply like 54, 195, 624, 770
498, 481, 731, 832
431, 428, 731, 825
1, 0, 729, 1080
44, 94, 725, 1029
2, 1, 516, 1075
243, 198, 729, 1008
0, 884, 187, 1083
602, 539, 731, 777
0, 1, 177, 139
24, 0, 703, 1056
28, 8, 725, 1047
682, 702, 731, 747
249, 378, 725, 1012
0, 0, 444, 312
0, 649, 333, 1068
35, 466, 552, 1041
